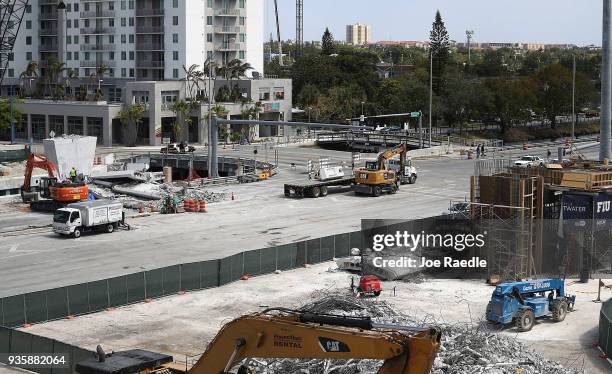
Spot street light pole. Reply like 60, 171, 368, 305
10, 93, 14, 145
428, 51, 433, 148
572, 54, 576, 142
601, 0, 612, 161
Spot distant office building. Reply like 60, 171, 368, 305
373, 40, 429, 49
346, 23, 372, 46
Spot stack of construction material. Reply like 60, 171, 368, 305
248, 292, 579, 374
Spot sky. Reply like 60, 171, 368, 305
263, 0, 602, 46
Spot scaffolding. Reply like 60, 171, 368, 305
466, 159, 545, 280
295, 0, 303, 57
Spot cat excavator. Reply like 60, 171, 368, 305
352, 144, 417, 197
76, 309, 441, 374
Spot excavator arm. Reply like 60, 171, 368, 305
75, 310, 440, 374
187, 310, 440, 374
22, 153, 58, 190
377, 144, 407, 171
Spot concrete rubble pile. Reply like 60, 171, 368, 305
90, 180, 228, 211
248, 292, 579, 374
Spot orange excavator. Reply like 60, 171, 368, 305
21, 153, 89, 211
76, 309, 441, 374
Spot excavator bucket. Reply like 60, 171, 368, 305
378, 328, 441, 374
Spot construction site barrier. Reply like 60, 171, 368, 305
0, 231, 359, 328
0, 324, 93, 373
600, 298, 612, 359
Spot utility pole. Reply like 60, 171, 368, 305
572, 54, 576, 141
274, 0, 283, 66
10, 93, 14, 145
602, 0, 612, 161
296, 0, 304, 57
429, 52, 433, 148
466, 30, 474, 63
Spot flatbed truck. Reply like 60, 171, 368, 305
284, 176, 355, 198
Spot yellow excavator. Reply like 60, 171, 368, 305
75, 309, 441, 374
352, 144, 417, 197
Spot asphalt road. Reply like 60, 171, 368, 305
0, 141, 600, 296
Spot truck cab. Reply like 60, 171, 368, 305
53, 208, 81, 236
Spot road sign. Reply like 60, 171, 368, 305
410, 112, 421, 118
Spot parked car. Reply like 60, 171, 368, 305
514, 156, 545, 168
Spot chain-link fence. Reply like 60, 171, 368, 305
600, 298, 612, 358
0, 325, 92, 373
0, 231, 362, 328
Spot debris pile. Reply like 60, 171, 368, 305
247, 291, 580, 374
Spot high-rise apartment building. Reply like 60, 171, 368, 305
3, 0, 264, 86
346, 23, 371, 46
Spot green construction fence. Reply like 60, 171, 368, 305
0, 230, 362, 328
599, 298, 612, 358
0, 325, 92, 373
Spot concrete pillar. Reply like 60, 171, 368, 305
63, 115, 68, 135
82, 116, 88, 136
26, 114, 32, 141
198, 116, 208, 146
103, 115, 111, 147
44, 115, 50, 140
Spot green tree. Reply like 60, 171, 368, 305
297, 84, 320, 108
533, 63, 572, 126
485, 78, 536, 134
0, 98, 24, 132
118, 104, 145, 146
321, 27, 335, 55
429, 10, 450, 94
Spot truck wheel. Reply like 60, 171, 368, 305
73, 228, 82, 239
284, 191, 291, 197
373, 290, 381, 297
320, 186, 328, 197
106, 224, 115, 233
310, 187, 321, 198
409, 174, 417, 184
372, 186, 381, 197
515, 309, 535, 332
552, 300, 568, 322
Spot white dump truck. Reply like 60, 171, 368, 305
53, 200, 124, 238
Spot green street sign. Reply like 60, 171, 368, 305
410, 112, 421, 118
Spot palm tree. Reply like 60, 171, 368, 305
65, 69, 77, 98
45, 59, 66, 100
20, 61, 39, 97
89, 64, 109, 101
118, 104, 145, 146
183, 64, 199, 98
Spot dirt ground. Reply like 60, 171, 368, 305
21, 263, 612, 373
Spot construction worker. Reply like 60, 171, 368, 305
70, 167, 78, 182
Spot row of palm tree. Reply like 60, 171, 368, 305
182, 58, 253, 103
18, 59, 109, 102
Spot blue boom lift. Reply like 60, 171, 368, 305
486, 278, 576, 332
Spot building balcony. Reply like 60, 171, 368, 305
80, 10, 116, 18
135, 25, 164, 34
135, 42, 165, 51
39, 0, 58, 4
80, 44, 115, 51
217, 42, 241, 51
214, 8, 240, 16
136, 60, 164, 68
38, 28, 58, 36
80, 60, 116, 67
39, 44, 59, 52
135, 8, 164, 17
38, 11, 58, 20
80, 27, 115, 34
213, 26, 241, 34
